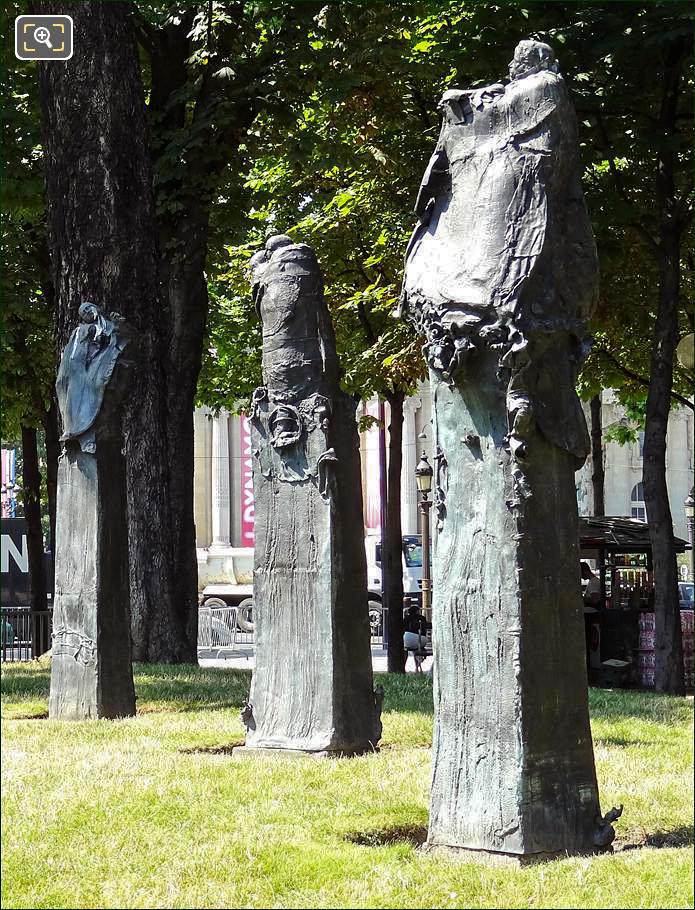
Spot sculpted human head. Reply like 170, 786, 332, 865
78, 302, 100, 323
509, 39, 558, 80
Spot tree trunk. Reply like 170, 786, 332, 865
20, 425, 49, 656
644, 245, 684, 695
159, 213, 210, 653
41, 395, 59, 556
134, 25, 249, 657
384, 390, 406, 673
127, 16, 267, 657
644, 37, 686, 696
36, 1, 197, 664
590, 394, 605, 517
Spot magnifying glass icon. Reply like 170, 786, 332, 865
34, 26, 53, 49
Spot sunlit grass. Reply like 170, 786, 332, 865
2, 662, 692, 909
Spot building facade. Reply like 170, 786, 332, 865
194, 386, 694, 557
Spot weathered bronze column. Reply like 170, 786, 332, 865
401, 41, 620, 861
50, 303, 136, 720
236, 235, 382, 756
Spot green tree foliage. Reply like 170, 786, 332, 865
1, 4, 53, 438
198, 1, 692, 415
198, 2, 536, 407
4, 2, 692, 676
565, 3, 693, 416
194, 2, 692, 686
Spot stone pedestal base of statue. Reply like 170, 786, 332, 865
49, 441, 136, 720
243, 393, 380, 754
427, 371, 604, 859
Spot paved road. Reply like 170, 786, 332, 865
198, 646, 433, 675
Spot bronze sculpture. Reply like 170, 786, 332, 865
49, 302, 135, 719
236, 236, 382, 755
401, 40, 621, 861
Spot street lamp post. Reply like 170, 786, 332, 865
415, 453, 433, 622
685, 486, 695, 583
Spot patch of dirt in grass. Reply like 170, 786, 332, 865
345, 823, 428, 847
136, 702, 237, 715
179, 742, 245, 756
377, 743, 431, 752
616, 825, 694, 851
6, 711, 48, 720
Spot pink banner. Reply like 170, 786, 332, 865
364, 400, 382, 533
1, 449, 16, 517
239, 415, 255, 546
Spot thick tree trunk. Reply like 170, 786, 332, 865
384, 391, 406, 673
644, 38, 686, 696
159, 216, 210, 652
127, 15, 265, 657
590, 394, 605, 517
36, 1, 196, 664
20, 425, 49, 656
133, 26, 231, 657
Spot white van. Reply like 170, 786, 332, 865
365, 534, 424, 634
198, 536, 425, 638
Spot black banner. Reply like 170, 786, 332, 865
1, 518, 30, 607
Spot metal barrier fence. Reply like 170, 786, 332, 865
198, 602, 384, 657
1, 604, 384, 663
197, 605, 254, 656
1, 609, 52, 662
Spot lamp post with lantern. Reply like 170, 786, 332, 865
685, 486, 694, 583
415, 453, 433, 622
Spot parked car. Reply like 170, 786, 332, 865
679, 581, 694, 610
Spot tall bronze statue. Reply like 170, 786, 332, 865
50, 302, 136, 719
236, 235, 382, 755
401, 41, 620, 861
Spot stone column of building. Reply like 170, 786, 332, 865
210, 411, 231, 548
401, 396, 421, 535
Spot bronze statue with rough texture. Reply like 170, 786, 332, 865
50, 302, 136, 720
236, 235, 382, 756
401, 40, 621, 862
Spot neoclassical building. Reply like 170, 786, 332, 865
194, 385, 693, 559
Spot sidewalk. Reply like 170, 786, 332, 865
198, 645, 433, 674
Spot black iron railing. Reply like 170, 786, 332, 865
1, 608, 52, 662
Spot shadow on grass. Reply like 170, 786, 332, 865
0, 665, 50, 699
345, 823, 429, 848
617, 824, 694, 851
179, 741, 245, 755
379, 673, 433, 715
595, 736, 660, 748
2, 663, 691, 726
347, 823, 693, 855
132, 663, 250, 712
6, 710, 49, 720
136, 699, 242, 715
588, 687, 693, 725
135, 666, 436, 716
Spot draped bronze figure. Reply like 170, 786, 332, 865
401, 41, 620, 861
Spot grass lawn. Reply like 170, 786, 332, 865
1, 662, 693, 909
